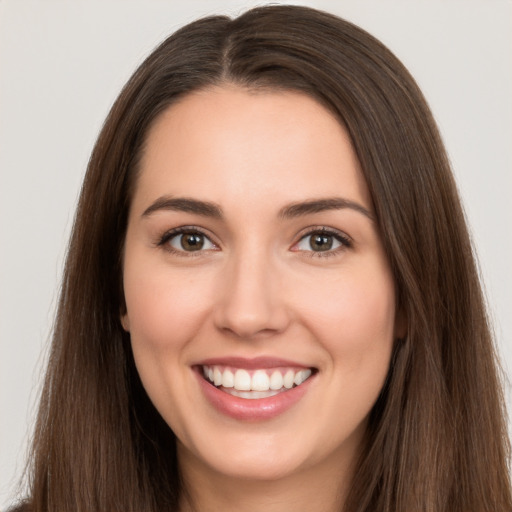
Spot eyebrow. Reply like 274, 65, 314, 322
141, 195, 373, 221
279, 198, 374, 221
142, 196, 223, 218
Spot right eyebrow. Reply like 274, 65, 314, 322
141, 196, 223, 219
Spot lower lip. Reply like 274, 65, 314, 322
195, 369, 315, 421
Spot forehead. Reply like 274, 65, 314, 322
133, 85, 371, 214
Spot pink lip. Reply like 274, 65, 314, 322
193, 360, 316, 421
197, 356, 310, 370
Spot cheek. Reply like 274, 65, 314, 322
302, 264, 396, 429
122, 263, 215, 422
308, 273, 395, 334
123, 263, 213, 349
296, 261, 396, 363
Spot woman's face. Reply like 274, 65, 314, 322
122, 85, 401, 483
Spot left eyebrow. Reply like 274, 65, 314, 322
279, 197, 374, 221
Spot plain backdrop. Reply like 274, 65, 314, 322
1, 0, 511, 507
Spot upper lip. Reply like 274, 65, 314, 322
195, 356, 313, 370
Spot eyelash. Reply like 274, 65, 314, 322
293, 227, 352, 258
156, 226, 352, 257
157, 226, 218, 257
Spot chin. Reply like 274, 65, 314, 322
196, 448, 312, 482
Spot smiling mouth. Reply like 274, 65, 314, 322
201, 365, 315, 399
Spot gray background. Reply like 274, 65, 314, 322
1, 0, 511, 508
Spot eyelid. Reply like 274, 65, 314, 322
157, 225, 219, 254
291, 226, 352, 255
155, 224, 351, 257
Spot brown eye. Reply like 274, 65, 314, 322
167, 231, 215, 252
294, 229, 351, 255
181, 233, 204, 251
309, 234, 334, 251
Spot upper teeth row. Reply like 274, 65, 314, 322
203, 366, 312, 392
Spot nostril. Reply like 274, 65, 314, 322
214, 305, 291, 340
213, 267, 291, 338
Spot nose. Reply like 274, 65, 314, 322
213, 249, 290, 340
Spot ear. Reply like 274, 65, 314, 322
120, 312, 130, 332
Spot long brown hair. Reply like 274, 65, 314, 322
15, 5, 511, 511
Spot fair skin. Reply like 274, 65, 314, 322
122, 85, 402, 512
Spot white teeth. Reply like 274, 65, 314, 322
222, 369, 234, 388
234, 369, 251, 391
283, 370, 295, 389
269, 370, 283, 390
203, 365, 313, 394
213, 367, 223, 386
294, 369, 312, 386
251, 370, 270, 391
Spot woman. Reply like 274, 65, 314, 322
11, 5, 511, 511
